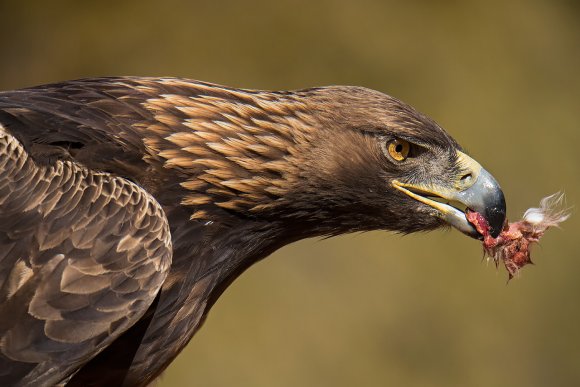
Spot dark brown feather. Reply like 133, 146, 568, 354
0, 122, 171, 385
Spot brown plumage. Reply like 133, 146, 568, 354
0, 77, 506, 385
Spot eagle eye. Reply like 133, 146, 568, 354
386, 139, 410, 162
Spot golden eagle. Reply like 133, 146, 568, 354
0, 77, 506, 386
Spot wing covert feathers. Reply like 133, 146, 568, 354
0, 124, 172, 386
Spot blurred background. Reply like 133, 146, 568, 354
0, 0, 578, 386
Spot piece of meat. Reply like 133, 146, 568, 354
467, 193, 570, 279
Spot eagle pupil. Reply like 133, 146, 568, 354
395, 144, 403, 153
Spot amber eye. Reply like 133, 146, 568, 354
387, 139, 410, 161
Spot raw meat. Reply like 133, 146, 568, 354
467, 193, 570, 279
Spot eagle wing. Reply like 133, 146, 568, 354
0, 125, 172, 385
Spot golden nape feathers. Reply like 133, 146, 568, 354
150, 89, 310, 216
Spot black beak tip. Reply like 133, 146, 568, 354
485, 190, 507, 238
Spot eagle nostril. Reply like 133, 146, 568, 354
460, 173, 473, 184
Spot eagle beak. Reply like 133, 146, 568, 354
392, 151, 506, 239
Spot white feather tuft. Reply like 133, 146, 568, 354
523, 192, 571, 229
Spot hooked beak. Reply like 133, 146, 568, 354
392, 151, 506, 239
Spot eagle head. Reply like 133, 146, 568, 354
283, 85, 507, 238
153, 81, 506, 239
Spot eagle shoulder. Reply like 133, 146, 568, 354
0, 124, 172, 385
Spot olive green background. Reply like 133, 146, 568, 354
1, 1, 578, 386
